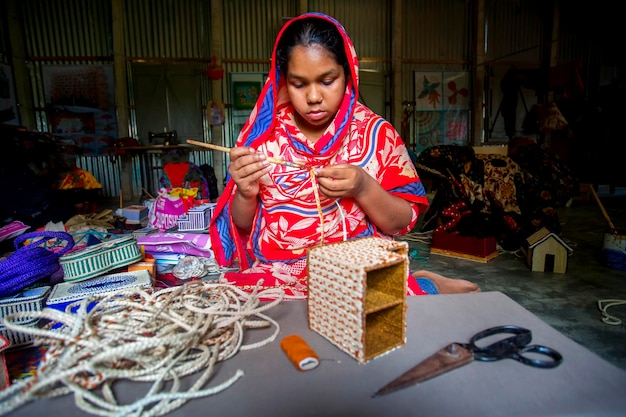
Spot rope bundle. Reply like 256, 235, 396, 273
172, 256, 220, 279
0, 280, 283, 416
0, 231, 74, 297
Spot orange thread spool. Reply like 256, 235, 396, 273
280, 334, 320, 371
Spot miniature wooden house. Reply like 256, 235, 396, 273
307, 237, 408, 364
525, 227, 573, 273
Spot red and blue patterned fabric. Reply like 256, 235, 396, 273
209, 12, 429, 298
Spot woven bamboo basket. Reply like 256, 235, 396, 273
0, 286, 50, 349
59, 234, 142, 282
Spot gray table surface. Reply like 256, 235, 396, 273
6, 291, 626, 417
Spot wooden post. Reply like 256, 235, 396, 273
5, 0, 36, 130
111, 0, 129, 139
471, 0, 486, 145
111, 0, 135, 204
211, 0, 226, 195
391, 0, 403, 131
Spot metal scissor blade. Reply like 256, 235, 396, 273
372, 343, 474, 398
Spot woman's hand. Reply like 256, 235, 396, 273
315, 163, 413, 235
315, 164, 368, 199
228, 147, 272, 199
228, 146, 271, 232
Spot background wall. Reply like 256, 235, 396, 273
0, 0, 624, 196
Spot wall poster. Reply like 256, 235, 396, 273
414, 71, 470, 153
42, 64, 118, 155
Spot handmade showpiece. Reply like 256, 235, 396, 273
46, 270, 153, 312
0, 286, 50, 349
59, 234, 142, 282
307, 237, 408, 363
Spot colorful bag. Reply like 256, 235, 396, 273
0, 231, 74, 297
149, 187, 198, 231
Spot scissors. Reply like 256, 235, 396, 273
372, 325, 562, 398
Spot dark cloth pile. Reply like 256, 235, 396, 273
414, 139, 578, 251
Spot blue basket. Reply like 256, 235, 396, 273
603, 233, 626, 271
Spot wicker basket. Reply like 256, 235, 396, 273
59, 234, 142, 282
47, 270, 152, 313
0, 286, 50, 349
177, 203, 216, 231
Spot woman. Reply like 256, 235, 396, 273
209, 12, 478, 298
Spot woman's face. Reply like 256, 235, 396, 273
285, 44, 346, 142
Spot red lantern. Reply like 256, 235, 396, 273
206, 56, 224, 80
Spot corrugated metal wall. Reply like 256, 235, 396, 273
483, 0, 544, 140
0, 0, 614, 196
485, 0, 543, 64
123, 0, 210, 59
16, 0, 119, 197
22, 0, 111, 58
14, 0, 215, 198
19, 0, 111, 129
309, 0, 391, 71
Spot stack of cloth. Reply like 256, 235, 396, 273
136, 232, 218, 287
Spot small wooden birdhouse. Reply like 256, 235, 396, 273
525, 227, 573, 273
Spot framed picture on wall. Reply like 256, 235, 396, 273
232, 81, 262, 110
229, 73, 267, 146
414, 71, 470, 153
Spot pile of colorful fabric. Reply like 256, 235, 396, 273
136, 232, 220, 288
415, 139, 578, 251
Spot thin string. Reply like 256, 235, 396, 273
0, 281, 284, 416
334, 200, 348, 241
309, 167, 325, 246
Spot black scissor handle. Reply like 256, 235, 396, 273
467, 325, 563, 369
513, 344, 563, 368
468, 325, 532, 361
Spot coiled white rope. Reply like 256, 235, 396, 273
0, 280, 284, 416
597, 299, 626, 326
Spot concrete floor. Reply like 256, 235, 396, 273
403, 185, 626, 371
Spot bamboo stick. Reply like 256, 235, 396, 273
186, 140, 306, 169
186, 140, 230, 153
589, 186, 619, 235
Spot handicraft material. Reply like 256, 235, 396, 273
46, 270, 152, 312
58, 234, 142, 282
0, 281, 284, 416
0, 231, 74, 297
280, 334, 319, 371
307, 237, 408, 364
0, 286, 50, 349
0, 336, 8, 389
0, 221, 29, 243
176, 202, 216, 231
136, 232, 214, 258
172, 256, 220, 279
187, 140, 307, 169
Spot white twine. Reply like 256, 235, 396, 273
172, 256, 226, 280
0, 280, 284, 416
